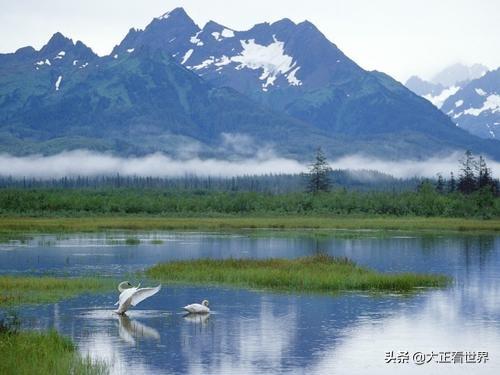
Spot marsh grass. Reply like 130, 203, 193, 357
0, 324, 107, 375
125, 237, 140, 245
1, 216, 500, 240
146, 254, 450, 293
0, 276, 115, 307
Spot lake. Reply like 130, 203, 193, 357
1, 231, 499, 374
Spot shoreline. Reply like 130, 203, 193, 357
1, 216, 500, 235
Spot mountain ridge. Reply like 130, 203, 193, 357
405, 63, 497, 140
1, 7, 499, 160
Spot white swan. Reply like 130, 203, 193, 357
183, 299, 210, 314
114, 281, 161, 315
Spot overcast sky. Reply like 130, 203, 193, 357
1, 0, 498, 82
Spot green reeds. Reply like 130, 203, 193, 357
146, 254, 450, 293
0, 326, 107, 375
0, 276, 115, 307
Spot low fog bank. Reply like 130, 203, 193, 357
0, 150, 305, 179
329, 153, 497, 179
0, 150, 496, 179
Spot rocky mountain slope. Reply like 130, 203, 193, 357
1, 8, 499, 160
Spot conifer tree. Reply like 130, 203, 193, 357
307, 147, 332, 193
448, 172, 456, 193
477, 156, 494, 190
436, 173, 445, 194
458, 150, 477, 194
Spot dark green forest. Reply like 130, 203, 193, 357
0, 185, 498, 218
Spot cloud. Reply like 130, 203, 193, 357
329, 152, 500, 179
0, 150, 497, 179
220, 133, 256, 155
0, 150, 306, 178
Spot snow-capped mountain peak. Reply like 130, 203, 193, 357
110, 8, 359, 97
155, 7, 191, 22
440, 68, 500, 139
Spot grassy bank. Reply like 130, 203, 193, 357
146, 254, 450, 293
0, 326, 107, 375
1, 216, 500, 235
0, 276, 115, 307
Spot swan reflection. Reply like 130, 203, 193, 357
117, 314, 160, 345
183, 312, 211, 325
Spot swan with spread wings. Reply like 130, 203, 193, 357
114, 281, 161, 315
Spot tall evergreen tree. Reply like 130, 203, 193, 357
448, 172, 456, 193
477, 156, 494, 190
458, 150, 477, 194
307, 147, 332, 193
435, 173, 445, 194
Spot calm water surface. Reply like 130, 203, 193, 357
1, 231, 499, 374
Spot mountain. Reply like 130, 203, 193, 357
432, 63, 489, 87
405, 63, 489, 109
405, 76, 444, 97
112, 8, 364, 101
111, 8, 500, 158
441, 68, 500, 139
1, 7, 500, 160
405, 63, 497, 139
1, 41, 346, 157
0, 32, 98, 114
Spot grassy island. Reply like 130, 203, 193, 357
0, 276, 115, 307
146, 254, 450, 293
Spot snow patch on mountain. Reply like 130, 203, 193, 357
214, 55, 231, 67
181, 35, 302, 90
157, 11, 170, 20
54, 51, 65, 60
221, 28, 235, 38
127, 48, 135, 53
190, 32, 204, 46
475, 88, 487, 96
211, 28, 235, 41
55, 75, 62, 91
230, 37, 300, 90
286, 67, 302, 86
191, 57, 215, 70
463, 95, 500, 116
181, 49, 194, 64
423, 86, 459, 109
455, 100, 463, 107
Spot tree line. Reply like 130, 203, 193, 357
307, 148, 499, 197
434, 150, 499, 195
0, 171, 421, 193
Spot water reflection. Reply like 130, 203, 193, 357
308, 288, 500, 374
183, 313, 210, 325
117, 315, 161, 344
